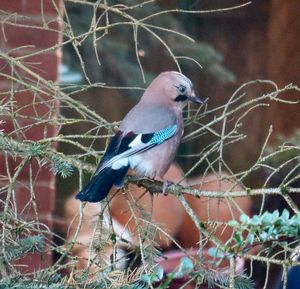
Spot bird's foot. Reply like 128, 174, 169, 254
162, 180, 174, 196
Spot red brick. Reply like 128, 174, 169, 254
0, 18, 61, 49
0, 184, 54, 270
20, 52, 60, 81
14, 181, 56, 215
0, 181, 55, 227
0, 0, 62, 15
0, 118, 60, 180
2, 118, 60, 141
16, 251, 53, 272
0, 90, 58, 117
0, 80, 12, 92
0, 154, 55, 181
0, 51, 60, 82
0, 57, 12, 79
22, 121, 60, 141
0, 0, 63, 272
0, 180, 56, 217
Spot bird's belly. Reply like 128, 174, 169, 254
128, 137, 180, 178
128, 154, 155, 177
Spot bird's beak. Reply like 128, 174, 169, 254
187, 95, 206, 104
187, 90, 206, 104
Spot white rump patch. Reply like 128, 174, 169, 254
112, 158, 129, 170
129, 154, 154, 177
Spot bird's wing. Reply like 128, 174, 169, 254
120, 103, 177, 134
95, 124, 178, 175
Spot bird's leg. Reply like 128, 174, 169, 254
162, 180, 174, 196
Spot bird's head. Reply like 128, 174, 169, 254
142, 71, 205, 109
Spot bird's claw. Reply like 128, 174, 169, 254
162, 180, 174, 196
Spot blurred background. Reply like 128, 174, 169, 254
58, 0, 299, 200
56, 3, 300, 287
0, 1, 299, 288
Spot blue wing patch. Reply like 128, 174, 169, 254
149, 124, 177, 145
96, 124, 178, 174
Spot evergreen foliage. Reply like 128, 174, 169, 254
0, 1, 299, 289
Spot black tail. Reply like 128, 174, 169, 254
75, 166, 129, 203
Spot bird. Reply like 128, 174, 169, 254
75, 71, 204, 203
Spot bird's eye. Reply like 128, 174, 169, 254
177, 85, 187, 94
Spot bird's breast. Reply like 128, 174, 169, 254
128, 154, 155, 177
128, 133, 181, 179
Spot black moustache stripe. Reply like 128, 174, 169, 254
174, 94, 188, 102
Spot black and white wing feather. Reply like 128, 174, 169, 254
75, 124, 177, 202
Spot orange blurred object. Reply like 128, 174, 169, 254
63, 196, 134, 272
110, 163, 186, 248
178, 173, 252, 248
62, 166, 253, 273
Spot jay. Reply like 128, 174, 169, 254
76, 71, 203, 202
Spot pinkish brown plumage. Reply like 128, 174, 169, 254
76, 71, 204, 202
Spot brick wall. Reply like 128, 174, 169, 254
0, 0, 63, 272
267, 0, 300, 134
